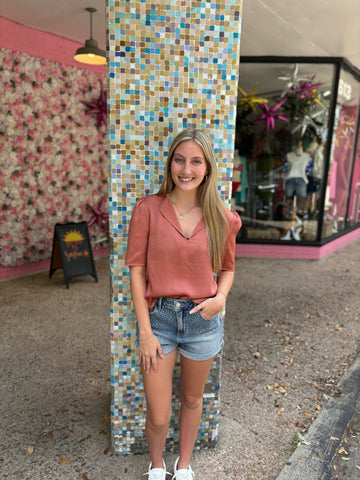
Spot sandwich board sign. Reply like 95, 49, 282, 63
49, 222, 97, 288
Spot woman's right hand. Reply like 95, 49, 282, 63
139, 333, 164, 374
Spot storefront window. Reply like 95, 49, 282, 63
234, 61, 334, 242
323, 69, 360, 237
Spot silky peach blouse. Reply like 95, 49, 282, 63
125, 195, 241, 309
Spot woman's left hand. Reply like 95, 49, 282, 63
189, 293, 226, 320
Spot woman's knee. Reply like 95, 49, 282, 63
146, 410, 171, 432
180, 391, 203, 410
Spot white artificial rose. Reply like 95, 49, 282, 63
23, 83, 34, 95
3, 70, 11, 82
52, 115, 61, 127
7, 127, 17, 138
22, 104, 33, 118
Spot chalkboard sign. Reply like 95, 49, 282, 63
49, 222, 97, 288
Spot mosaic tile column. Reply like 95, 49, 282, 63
107, 0, 243, 454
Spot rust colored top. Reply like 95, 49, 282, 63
125, 195, 241, 309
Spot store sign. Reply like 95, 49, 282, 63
338, 79, 352, 101
49, 222, 97, 288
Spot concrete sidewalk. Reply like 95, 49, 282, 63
1, 237, 360, 480
275, 354, 360, 480
331, 403, 360, 480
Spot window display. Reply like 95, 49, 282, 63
324, 69, 360, 236
347, 127, 360, 226
234, 57, 360, 245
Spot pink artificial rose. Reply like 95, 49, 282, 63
3, 58, 11, 69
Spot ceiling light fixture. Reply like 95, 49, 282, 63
74, 7, 106, 65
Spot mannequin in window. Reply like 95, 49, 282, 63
283, 140, 312, 215
306, 136, 318, 156
281, 141, 312, 240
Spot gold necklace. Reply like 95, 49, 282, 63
170, 198, 198, 220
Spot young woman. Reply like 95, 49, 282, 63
125, 128, 241, 480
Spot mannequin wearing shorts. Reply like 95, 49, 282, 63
283, 141, 312, 214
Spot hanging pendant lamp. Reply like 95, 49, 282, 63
74, 7, 106, 65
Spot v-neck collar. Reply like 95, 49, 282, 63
160, 196, 205, 239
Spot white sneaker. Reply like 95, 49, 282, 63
144, 459, 169, 480
172, 457, 195, 480
280, 229, 292, 240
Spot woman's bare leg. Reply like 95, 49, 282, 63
177, 355, 215, 469
142, 349, 178, 468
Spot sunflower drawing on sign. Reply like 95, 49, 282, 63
62, 230, 85, 251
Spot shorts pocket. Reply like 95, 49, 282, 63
149, 297, 160, 315
199, 311, 218, 321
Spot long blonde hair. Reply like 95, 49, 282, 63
158, 128, 229, 274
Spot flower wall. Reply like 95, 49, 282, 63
0, 48, 108, 267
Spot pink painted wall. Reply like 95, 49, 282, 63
0, 16, 106, 74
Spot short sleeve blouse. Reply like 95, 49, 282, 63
125, 195, 241, 309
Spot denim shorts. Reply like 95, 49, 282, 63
285, 177, 307, 198
136, 297, 223, 361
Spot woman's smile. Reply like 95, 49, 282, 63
178, 176, 194, 182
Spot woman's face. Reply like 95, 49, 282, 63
170, 140, 208, 194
